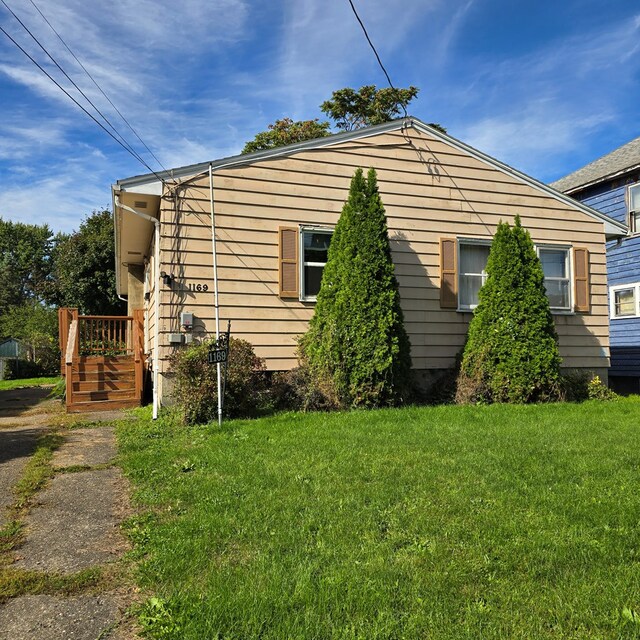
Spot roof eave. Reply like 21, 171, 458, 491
114, 116, 627, 238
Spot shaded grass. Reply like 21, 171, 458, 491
117, 400, 640, 639
0, 377, 60, 391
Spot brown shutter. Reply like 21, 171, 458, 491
440, 238, 458, 309
573, 247, 590, 313
279, 227, 299, 298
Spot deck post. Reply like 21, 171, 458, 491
133, 309, 145, 403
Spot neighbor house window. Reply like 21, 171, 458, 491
630, 183, 640, 234
610, 283, 640, 319
538, 247, 571, 311
458, 240, 491, 310
299, 226, 333, 301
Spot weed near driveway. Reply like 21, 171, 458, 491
118, 400, 640, 639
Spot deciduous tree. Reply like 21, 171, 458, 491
52, 209, 125, 315
320, 85, 420, 131
242, 118, 331, 154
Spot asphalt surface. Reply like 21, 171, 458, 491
0, 385, 136, 639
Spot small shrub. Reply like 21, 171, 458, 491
271, 364, 340, 412
169, 337, 270, 425
560, 370, 590, 402
587, 375, 618, 401
560, 371, 618, 402
4, 359, 42, 380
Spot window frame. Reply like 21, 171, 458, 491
298, 225, 333, 302
609, 282, 640, 319
455, 238, 576, 314
457, 238, 491, 311
536, 244, 573, 313
629, 183, 640, 235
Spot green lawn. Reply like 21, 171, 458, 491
117, 400, 640, 639
0, 377, 60, 391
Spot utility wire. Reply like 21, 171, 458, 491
0, 0, 158, 176
27, 0, 168, 173
346, 0, 408, 119
0, 22, 166, 180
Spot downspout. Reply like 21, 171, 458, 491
114, 195, 161, 420
209, 164, 222, 426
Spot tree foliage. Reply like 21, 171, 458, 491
242, 118, 331, 154
0, 218, 55, 313
456, 216, 562, 404
242, 84, 444, 153
0, 302, 59, 374
320, 85, 420, 131
52, 209, 125, 315
301, 167, 412, 408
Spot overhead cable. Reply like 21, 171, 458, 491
346, 0, 408, 119
0, 22, 165, 180
27, 0, 168, 173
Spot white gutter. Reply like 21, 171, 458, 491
209, 164, 222, 426
114, 195, 161, 421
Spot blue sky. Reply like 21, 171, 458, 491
0, 0, 638, 233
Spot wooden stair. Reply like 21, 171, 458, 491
59, 309, 145, 414
67, 356, 140, 412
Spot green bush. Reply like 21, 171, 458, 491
587, 375, 618, 401
169, 337, 270, 425
560, 369, 591, 402
4, 358, 41, 380
271, 363, 340, 412
456, 216, 562, 404
301, 167, 412, 408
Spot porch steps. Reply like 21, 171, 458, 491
67, 355, 140, 413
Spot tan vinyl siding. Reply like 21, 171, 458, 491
147, 127, 609, 375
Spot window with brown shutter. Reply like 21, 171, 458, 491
279, 227, 298, 298
440, 238, 458, 308
573, 247, 590, 313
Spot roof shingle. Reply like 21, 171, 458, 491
551, 136, 640, 193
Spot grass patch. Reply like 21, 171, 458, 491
118, 401, 640, 639
0, 566, 103, 603
12, 433, 63, 511
0, 377, 61, 391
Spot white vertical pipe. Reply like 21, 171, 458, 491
152, 219, 160, 420
209, 164, 222, 426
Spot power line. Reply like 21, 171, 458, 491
0, 0, 157, 175
27, 0, 168, 173
0, 22, 165, 180
346, 0, 408, 119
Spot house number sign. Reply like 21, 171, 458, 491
187, 283, 209, 292
208, 322, 231, 365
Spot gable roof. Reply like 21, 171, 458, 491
551, 136, 640, 194
114, 117, 627, 236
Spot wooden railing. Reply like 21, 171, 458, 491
59, 307, 145, 410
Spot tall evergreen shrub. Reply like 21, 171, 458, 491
301, 168, 412, 408
456, 216, 561, 404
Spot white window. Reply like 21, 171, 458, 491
538, 247, 572, 311
630, 183, 640, 234
610, 282, 640, 319
458, 240, 491, 310
299, 226, 333, 301
456, 240, 574, 312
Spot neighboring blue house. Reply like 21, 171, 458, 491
552, 137, 640, 393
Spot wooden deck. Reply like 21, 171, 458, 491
59, 309, 145, 413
